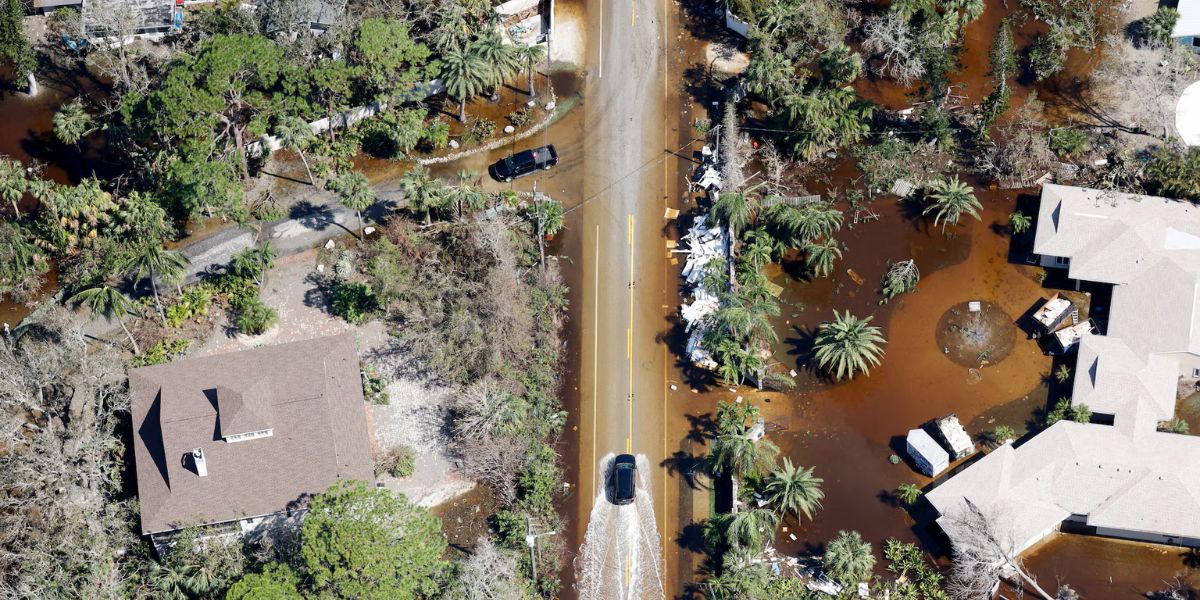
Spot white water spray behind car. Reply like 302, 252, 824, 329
574, 453, 665, 600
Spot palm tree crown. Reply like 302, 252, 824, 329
71, 284, 140, 354
441, 46, 491, 122
812, 310, 887, 380
924, 176, 982, 231
764, 458, 825, 524
823, 530, 876, 585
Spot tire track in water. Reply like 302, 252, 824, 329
574, 454, 665, 600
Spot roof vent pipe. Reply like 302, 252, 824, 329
192, 447, 208, 477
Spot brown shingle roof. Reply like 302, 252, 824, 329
128, 333, 374, 534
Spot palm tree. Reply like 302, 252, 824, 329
744, 47, 795, 102
812, 310, 887, 380
0, 157, 27, 217
764, 458, 824, 524
895, 483, 922, 506
741, 229, 777, 268
53, 99, 96, 147
329, 170, 374, 238
399, 165, 448, 225
515, 43, 547, 97
274, 116, 318, 185
448, 170, 486, 218
726, 507, 780, 551
530, 196, 564, 268
804, 238, 842, 278
472, 33, 521, 101
70, 284, 140, 354
823, 530, 876, 585
126, 244, 189, 326
713, 192, 751, 238
441, 45, 491, 122
232, 242, 276, 287
147, 560, 203, 600
924, 176, 982, 231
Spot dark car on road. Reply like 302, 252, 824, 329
490, 145, 558, 182
611, 454, 636, 505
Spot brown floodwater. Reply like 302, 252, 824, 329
0, 65, 115, 326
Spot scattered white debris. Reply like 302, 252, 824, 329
316, 264, 325, 273
324, 239, 336, 250
363, 226, 376, 235
449, 139, 460, 149
503, 125, 516, 134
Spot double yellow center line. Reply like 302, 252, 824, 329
627, 214, 634, 455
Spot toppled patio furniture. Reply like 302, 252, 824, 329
1033, 293, 1075, 335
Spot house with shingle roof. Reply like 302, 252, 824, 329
927, 185, 1200, 554
127, 333, 374, 540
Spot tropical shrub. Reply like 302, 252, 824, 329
331, 280, 377, 324
130, 338, 191, 367
1048, 128, 1090, 158
361, 366, 391, 405
235, 299, 277, 334
423, 119, 451, 150
812, 311, 887, 380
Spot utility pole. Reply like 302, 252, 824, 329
525, 516, 556, 591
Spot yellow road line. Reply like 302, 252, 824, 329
631, 0, 635, 27
592, 225, 599, 499
627, 214, 634, 455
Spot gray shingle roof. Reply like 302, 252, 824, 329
128, 333, 374, 534
930, 185, 1200, 554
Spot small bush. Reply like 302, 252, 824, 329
464, 118, 496, 145
331, 281, 377, 325
165, 287, 212, 327
693, 118, 712, 134
507, 107, 533, 128
1159, 417, 1190, 435
130, 338, 191, 367
491, 511, 529, 549
1048, 128, 1090, 158
375, 446, 416, 478
423, 119, 451, 150
888, 454, 901, 465
1138, 7, 1180, 45
235, 299, 277, 335
361, 366, 390, 405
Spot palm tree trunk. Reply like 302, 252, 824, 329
459, 97, 467, 123
118, 317, 140, 355
298, 149, 316, 186
9, 199, 18, 218
528, 64, 537, 98
730, 475, 740, 514
424, 208, 432, 226
149, 272, 165, 326
357, 210, 364, 240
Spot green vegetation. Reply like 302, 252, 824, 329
764, 458, 824, 523
1138, 7, 1180, 45
880, 260, 920, 303
823, 530, 876, 585
129, 338, 191, 367
1159, 417, 1190, 435
812, 311, 887, 380
1048, 128, 1091, 159
895, 483, 922, 506
924, 176, 982, 231
1008, 211, 1032, 235
0, 0, 32, 83
361, 366, 391, 405
1054, 364, 1072, 383
223, 481, 448, 598
1021, 0, 1110, 80
1145, 147, 1200, 201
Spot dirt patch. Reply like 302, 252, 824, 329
935, 300, 1016, 368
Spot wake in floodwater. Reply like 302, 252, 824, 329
574, 453, 665, 600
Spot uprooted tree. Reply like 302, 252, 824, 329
942, 499, 1055, 600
